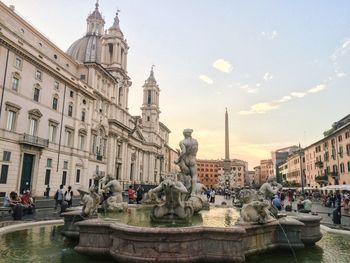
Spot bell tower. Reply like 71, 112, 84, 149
101, 10, 129, 72
86, 1, 105, 36
141, 66, 160, 131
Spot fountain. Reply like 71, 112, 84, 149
54, 129, 324, 262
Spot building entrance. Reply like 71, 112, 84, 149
20, 153, 35, 193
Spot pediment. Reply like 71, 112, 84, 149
28, 109, 43, 118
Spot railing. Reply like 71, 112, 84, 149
315, 175, 328, 182
315, 160, 323, 168
20, 133, 49, 148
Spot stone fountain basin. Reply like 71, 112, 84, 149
73, 215, 322, 263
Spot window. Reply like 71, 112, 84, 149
0, 165, 9, 184
6, 110, 16, 131
65, 129, 73, 147
338, 135, 342, 142
47, 158, 52, 168
63, 161, 68, 170
147, 90, 151, 105
49, 124, 57, 143
340, 163, 345, 173
68, 104, 73, 117
76, 169, 80, 183
339, 146, 344, 158
35, 70, 42, 81
14, 57, 22, 69
44, 169, 51, 185
80, 75, 86, 80
346, 132, 350, 139
70, 90, 74, 98
81, 110, 86, 122
33, 87, 40, 102
62, 171, 67, 185
54, 81, 59, 90
3, 151, 11, 162
52, 97, 58, 110
147, 116, 150, 121
11, 77, 19, 91
78, 134, 85, 150
28, 118, 38, 136
348, 161, 350, 172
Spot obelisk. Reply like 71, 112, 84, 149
225, 108, 230, 161
223, 108, 231, 173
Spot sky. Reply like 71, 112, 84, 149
2, 0, 350, 168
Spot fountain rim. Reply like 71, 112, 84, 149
0, 219, 63, 236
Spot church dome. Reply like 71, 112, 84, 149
66, 2, 104, 63
66, 35, 102, 63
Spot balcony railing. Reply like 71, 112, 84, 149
327, 171, 338, 178
315, 175, 328, 182
315, 160, 324, 168
19, 133, 49, 148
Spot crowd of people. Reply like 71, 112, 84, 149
322, 192, 349, 210
2, 190, 35, 220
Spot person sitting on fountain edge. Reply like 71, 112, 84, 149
298, 196, 312, 213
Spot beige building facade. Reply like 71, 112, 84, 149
259, 159, 274, 184
304, 116, 350, 188
285, 151, 305, 186
0, 2, 176, 197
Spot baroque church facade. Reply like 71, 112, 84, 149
0, 2, 177, 197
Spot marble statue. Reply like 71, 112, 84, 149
259, 176, 282, 201
101, 174, 127, 212
150, 173, 194, 221
78, 185, 100, 218
174, 129, 198, 196
238, 176, 283, 224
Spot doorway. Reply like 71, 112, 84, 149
20, 153, 35, 193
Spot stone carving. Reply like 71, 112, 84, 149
78, 186, 100, 218
101, 174, 127, 212
150, 173, 194, 222
238, 176, 282, 224
149, 129, 209, 223
174, 129, 198, 196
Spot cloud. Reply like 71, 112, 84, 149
212, 59, 233, 73
331, 39, 350, 61
239, 84, 325, 116
239, 84, 258, 94
290, 92, 307, 98
308, 84, 326, 93
260, 30, 277, 39
278, 96, 292, 103
263, 72, 274, 81
199, 74, 213, 85
336, 72, 346, 78
238, 102, 279, 115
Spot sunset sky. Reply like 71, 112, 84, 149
3, 0, 350, 168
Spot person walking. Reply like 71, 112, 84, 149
54, 185, 65, 210
45, 185, 50, 198
128, 185, 135, 204
64, 186, 73, 208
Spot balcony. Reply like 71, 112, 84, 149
315, 160, 324, 168
19, 133, 49, 148
328, 171, 338, 178
315, 175, 328, 182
